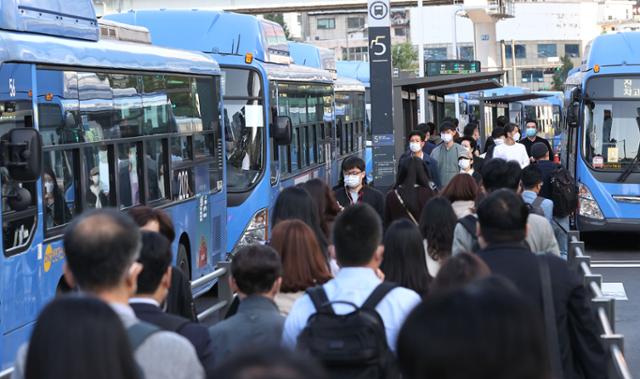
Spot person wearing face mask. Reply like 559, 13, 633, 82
519, 120, 553, 161
430, 122, 467, 187
484, 127, 505, 160
86, 167, 108, 209
334, 156, 384, 220
492, 123, 530, 168
458, 136, 485, 174
43, 167, 71, 228
457, 153, 482, 184
399, 130, 441, 189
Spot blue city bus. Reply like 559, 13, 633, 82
105, 10, 345, 252
563, 32, 640, 231
0, 0, 225, 369
289, 42, 367, 186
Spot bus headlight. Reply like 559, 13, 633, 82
578, 183, 604, 220
233, 208, 268, 253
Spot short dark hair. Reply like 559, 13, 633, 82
477, 189, 529, 244
64, 209, 141, 292
129, 206, 176, 242
491, 126, 506, 139
341, 155, 366, 173
212, 347, 328, 379
496, 115, 507, 128
442, 117, 459, 127
525, 119, 538, 127
426, 122, 436, 135
521, 165, 543, 189
416, 123, 429, 135
481, 159, 522, 192
408, 130, 426, 142
136, 232, 172, 295
26, 296, 141, 379
504, 122, 519, 135
439, 121, 456, 133
231, 244, 282, 295
457, 136, 477, 150
463, 122, 478, 138
431, 253, 491, 294
397, 277, 548, 379
333, 203, 382, 267
441, 174, 478, 203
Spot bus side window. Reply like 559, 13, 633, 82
42, 150, 77, 230
117, 143, 142, 208
84, 145, 114, 209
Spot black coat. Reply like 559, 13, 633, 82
131, 302, 216, 377
520, 136, 553, 158
535, 159, 561, 200
477, 243, 607, 379
334, 185, 385, 221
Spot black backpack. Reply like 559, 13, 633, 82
550, 167, 578, 218
527, 196, 546, 217
297, 282, 400, 379
457, 214, 480, 253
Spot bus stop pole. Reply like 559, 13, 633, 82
417, 0, 425, 124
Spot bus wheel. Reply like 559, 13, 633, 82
177, 244, 191, 281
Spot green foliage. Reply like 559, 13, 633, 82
263, 13, 291, 39
552, 55, 574, 90
392, 42, 418, 71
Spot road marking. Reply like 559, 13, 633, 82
592, 263, 640, 268
601, 283, 628, 301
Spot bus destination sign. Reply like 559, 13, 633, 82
425, 60, 481, 77
614, 79, 640, 98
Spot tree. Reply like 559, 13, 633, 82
263, 13, 291, 40
392, 42, 418, 71
552, 55, 574, 90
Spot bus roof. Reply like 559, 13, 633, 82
336, 60, 370, 87
104, 9, 291, 65
264, 62, 334, 84
0, 0, 98, 41
586, 32, 640, 68
0, 30, 221, 76
289, 42, 321, 68
335, 76, 366, 92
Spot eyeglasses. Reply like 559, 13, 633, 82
344, 170, 362, 176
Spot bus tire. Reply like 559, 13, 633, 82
177, 244, 191, 281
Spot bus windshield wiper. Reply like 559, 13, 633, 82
617, 114, 640, 182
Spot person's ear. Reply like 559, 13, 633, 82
63, 263, 76, 289
126, 262, 143, 295
230, 276, 240, 294
271, 277, 283, 295
372, 245, 384, 267
477, 223, 488, 249
161, 266, 172, 290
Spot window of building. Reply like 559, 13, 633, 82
343, 46, 369, 61
537, 44, 557, 58
521, 70, 544, 83
317, 18, 335, 30
564, 44, 580, 58
425, 47, 447, 60
505, 44, 526, 59
347, 17, 365, 29
460, 46, 474, 60
394, 27, 406, 37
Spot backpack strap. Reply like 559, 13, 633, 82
306, 286, 334, 314
394, 190, 419, 225
361, 282, 399, 310
457, 214, 477, 237
532, 196, 545, 210
127, 321, 161, 351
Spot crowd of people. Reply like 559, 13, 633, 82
15, 118, 603, 379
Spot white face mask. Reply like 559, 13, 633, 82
441, 133, 453, 143
513, 132, 521, 141
459, 159, 471, 170
344, 174, 362, 189
44, 181, 54, 194
409, 142, 422, 153
494, 138, 504, 146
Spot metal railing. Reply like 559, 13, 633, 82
567, 231, 633, 379
191, 260, 235, 322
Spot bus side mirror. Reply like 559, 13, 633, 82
567, 101, 580, 128
272, 116, 292, 146
2, 128, 43, 182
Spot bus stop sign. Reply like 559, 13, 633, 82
368, 0, 395, 189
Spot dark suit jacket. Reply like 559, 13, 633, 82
334, 185, 385, 220
130, 301, 216, 377
535, 159, 561, 200
208, 295, 284, 366
477, 243, 607, 379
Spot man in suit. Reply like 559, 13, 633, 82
209, 244, 284, 366
130, 231, 215, 377
475, 190, 606, 379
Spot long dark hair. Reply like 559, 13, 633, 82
26, 296, 141, 379
394, 157, 432, 220
299, 179, 341, 239
380, 219, 431, 296
271, 186, 329, 256
419, 197, 457, 261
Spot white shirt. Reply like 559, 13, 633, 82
493, 142, 530, 168
282, 267, 421, 352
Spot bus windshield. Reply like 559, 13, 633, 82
223, 68, 264, 192
583, 100, 640, 169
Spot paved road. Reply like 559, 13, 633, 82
585, 232, 640, 375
